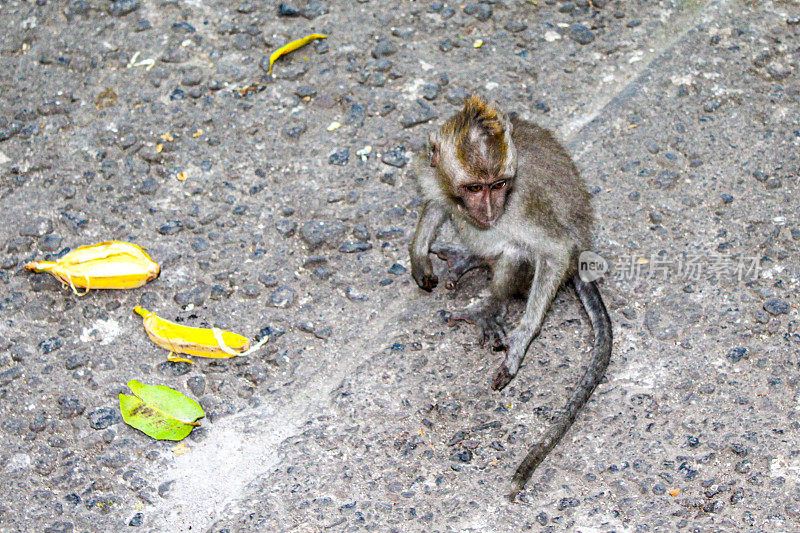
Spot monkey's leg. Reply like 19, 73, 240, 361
492, 253, 568, 391
430, 242, 486, 289
410, 201, 447, 291
448, 295, 508, 349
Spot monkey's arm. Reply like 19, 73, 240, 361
410, 201, 447, 291
492, 251, 569, 390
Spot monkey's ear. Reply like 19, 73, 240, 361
428, 131, 440, 168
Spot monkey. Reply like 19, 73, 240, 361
409, 95, 612, 499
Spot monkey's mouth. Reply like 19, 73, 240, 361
471, 216, 494, 230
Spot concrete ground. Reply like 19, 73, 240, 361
1, 0, 799, 531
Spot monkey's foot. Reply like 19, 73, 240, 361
430, 243, 485, 290
448, 303, 507, 350
491, 364, 515, 391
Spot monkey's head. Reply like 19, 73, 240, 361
428, 95, 517, 230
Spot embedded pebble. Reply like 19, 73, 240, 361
87, 408, 122, 430
763, 298, 790, 316
569, 24, 595, 45
381, 146, 408, 168
299, 220, 346, 251
268, 286, 295, 308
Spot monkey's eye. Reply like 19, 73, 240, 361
491, 180, 507, 190
465, 184, 483, 194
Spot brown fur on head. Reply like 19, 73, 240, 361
436, 95, 509, 179
428, 95, 517, 229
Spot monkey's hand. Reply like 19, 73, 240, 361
430, 243, 485, 290
411, 256, 438, 292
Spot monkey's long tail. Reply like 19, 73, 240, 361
508, 274, 612, 501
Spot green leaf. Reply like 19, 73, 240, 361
119, 380, 204, 441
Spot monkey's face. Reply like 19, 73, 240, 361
430, 131, 514, 230
457, 178, 510, 229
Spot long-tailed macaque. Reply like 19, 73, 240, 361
409, 95, 612, 498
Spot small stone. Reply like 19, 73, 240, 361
161, 47, 189, 63
652, 170, 679, 189
568, 23, 595, 45
20, 217, 53, 237
294, 85, 316, 98
281, 122, 307, 139
0, 366, 22, 386
129, 513, 144, 527
43, 522, 74, 533
726, 347, 747, 363
504, 20, 527, 32
371, 38, 397, 58
463, 3, 492, 21
65, 353, 88, 370
445, 88, 470, 105
187, 376, 205, 396
421, 83, 440, 101
339, 241, 372, 253
763, 298, 790, 316
277, 3, 300, 16
381, 146, 408, 168
344, 104, 366, 127
181, 67, 203, 86
109, 0, 140, 17
703, 99, 722, 113
451, 449, 473, 462
57, 396, 85, 419
39, 234, 63, 252
29, 412, 47, 433
299, 220, 346, 251
174, 284, 208, 307
241, 284, 261, 298
301, 1, 328, 19
388, 263, 407, 275
138, 177, 159, 195
558, 497, 580, 510
765, 177, 782, 190
345, 286, 367, 301
268, 286, 295, 308
275, 220, 297, 238
329, 148, 349, 165
400, 99, 437, 128
191, 238, 209, 252
172, 21, 196, 34
313, 266, 333, 280
158, 480, 175, 498
87, 408, 122, 430
720, 193, 733, 204
158, 220, 183, 235
39, 337, 62, 354
156, 361, 192, 377
258, 273, 278, 287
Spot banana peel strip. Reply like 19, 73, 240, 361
134, 306, 268, 359
267, 33, 327, 75
24, 241, 160, 295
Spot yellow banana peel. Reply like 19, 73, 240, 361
24, 241, 160, 294
267, 33, 327, 75
134, 306, 268, 358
